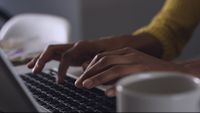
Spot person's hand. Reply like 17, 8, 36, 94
27, 34, 163, 84
75, 47, 195, 97
27, 41, 103, 84
174, 59, 200, 75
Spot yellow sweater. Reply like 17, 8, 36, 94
134, 0, 200, 60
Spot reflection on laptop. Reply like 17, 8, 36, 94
0, 50, 116, 112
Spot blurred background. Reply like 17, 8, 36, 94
0, 0, 200, 60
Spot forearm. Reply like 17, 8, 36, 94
92, 33, 163, 58
174, 59, 200, 77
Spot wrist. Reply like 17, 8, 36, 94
92, 33, 164, 58
133, 33, 164, 58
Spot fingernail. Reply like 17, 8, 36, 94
32, 67, 36, 73
75, 79, 82, 88
83, 79, 93, 89
106, 90, 115, 97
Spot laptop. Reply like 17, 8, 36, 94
0, 50, 116, 112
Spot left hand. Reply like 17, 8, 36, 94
75, 48, 195, 97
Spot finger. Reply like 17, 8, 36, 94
106, 86, 116, 97
57, 58, 69, 84
27, 54, 41, 69
82, 64, 145, 89
57, 45, 81, 84
32, 49, 54, 73
75, 55, 117, 88
32, 44, 71, 73
82, 60, 91, 70
85, 47, 135, 71
87, 54, 136, 75
82, 66, 122, 89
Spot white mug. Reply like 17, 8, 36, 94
117, 72, 200, 112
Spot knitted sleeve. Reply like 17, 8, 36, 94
134, 0, 200, 60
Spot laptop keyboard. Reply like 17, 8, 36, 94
20, 69, 116, 113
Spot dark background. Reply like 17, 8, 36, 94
0, 0, 199, 59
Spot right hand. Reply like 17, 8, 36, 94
27, 40, 103, 84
